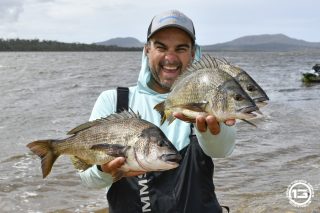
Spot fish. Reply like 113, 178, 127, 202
26, 111, 181, 180
214, 57, 269, 108
154, 55, 259, 126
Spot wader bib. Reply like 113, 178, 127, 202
107, 87, 224, 213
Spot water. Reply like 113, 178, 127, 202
0, 51, 319, 212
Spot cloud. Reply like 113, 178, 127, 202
0, 0, 24, 22
0, 0, 319, 43
0, 0, 57, 23
35, 0, 56, 2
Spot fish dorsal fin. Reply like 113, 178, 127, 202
104, 109, 140, 121
215, 57, 231, 66
67, 119, 105, 135
188, 54, 219, 72
215, 57, 243, 75
67, 110, 140, 135
172, 55, 220, 89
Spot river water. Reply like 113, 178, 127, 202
0, 51, 319, 213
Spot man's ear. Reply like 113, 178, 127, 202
144, 44, 149, 55
191, 50, 195, 62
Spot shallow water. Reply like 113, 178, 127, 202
0, 51, 319, 212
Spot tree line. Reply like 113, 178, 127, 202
0, 38, 142, 51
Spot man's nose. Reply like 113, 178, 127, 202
164, 53, 179, 63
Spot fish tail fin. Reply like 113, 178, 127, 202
154, 101, 167, 125
26, 139, 61, 178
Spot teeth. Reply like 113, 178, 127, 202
163, 66, 178, 70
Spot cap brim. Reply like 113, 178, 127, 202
147, 24, 195, 42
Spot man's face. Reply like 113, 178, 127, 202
146, 27, 195, 93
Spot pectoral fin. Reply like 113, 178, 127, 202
176, 101, 208, 112
90, 144, 130, 157
168, 101, 209, 123
154, 101, 168, 125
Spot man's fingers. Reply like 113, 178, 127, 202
195, 116, 207, 132
206, 116, 220, 135
173, 112, 235, 134
224, 119, 236, 126
101, 157, 125, 173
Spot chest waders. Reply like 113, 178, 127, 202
106, 87, 229, 213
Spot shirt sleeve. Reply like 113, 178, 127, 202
79, 165, 114, 188
195, 123, 236, 158
78, 90, 117, 188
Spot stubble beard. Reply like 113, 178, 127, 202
150, 70, 172, 90
150, 67, 181, 90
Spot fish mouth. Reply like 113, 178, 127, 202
237, 105, 259, 115
253, 97, 269, 108
254, 96, 269, 103
160, 153, 182, 164
256, 101, 268, 108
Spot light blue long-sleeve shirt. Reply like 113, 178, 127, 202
79, 46, 236, 188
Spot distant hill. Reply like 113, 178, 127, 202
96, 37, 144, 48
202, 34, 320, 51
96, 34, 320, 51
3, 34, 319, 52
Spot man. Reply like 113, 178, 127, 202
312, 64, 320, 74
80, 10, 236, 213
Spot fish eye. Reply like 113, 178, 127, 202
157, 140, 165, 147
247, 84, 257, 92
234, 94, 244, 101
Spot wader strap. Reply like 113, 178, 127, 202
189, 125, 230, 213
221, 206, 230, 213
189, 124, 196, 137
116, 87, 129, 113
222, 205, 230, 212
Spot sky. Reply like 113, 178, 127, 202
0, 0, 319, 45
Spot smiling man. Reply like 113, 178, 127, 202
79, 10, 236, 213
146, 27, 195, 93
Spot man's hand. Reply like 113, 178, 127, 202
173, 112, 235, 135
99, 157, 145, 177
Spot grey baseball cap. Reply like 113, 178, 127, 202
147, 10, 196, 42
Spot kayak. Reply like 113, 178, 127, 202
301, 72, 320, 83
302, 63, 320, 83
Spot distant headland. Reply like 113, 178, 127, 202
0, 38, 142, 51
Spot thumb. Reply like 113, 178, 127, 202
101, 157, 126, 172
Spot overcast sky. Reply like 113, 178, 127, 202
0, 0, 319, 45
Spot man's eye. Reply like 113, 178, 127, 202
156, 46, 166, 51
176, 48, 188, 53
